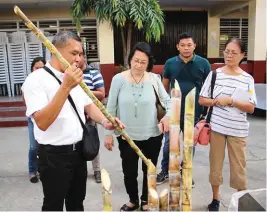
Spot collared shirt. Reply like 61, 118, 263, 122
163, 54, 211, 125
83, 64, 104, 90
22, 62, 92, 146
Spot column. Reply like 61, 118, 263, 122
248, 0, 266, 83
98, 20, 116, 94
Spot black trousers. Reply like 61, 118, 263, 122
118, 134, 163, 204
38, 142, 87, 211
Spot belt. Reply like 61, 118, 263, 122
39, 141, 82, 153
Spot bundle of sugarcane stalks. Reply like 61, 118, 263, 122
182, 87, 195, 211
168, 80, 182, 211
158, 83, 195, 211
14, 6, 195, 211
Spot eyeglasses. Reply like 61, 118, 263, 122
223, 50, 240, 56
133, 59, 147, 66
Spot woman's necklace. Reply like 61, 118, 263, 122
130, 71, 145, 117
130, 70, 144, 84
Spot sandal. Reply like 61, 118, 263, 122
140, 201, 148, 211
120, 202, 139, 211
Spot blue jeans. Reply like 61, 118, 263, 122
161, 132, 196, 174
28, 118, 38, 175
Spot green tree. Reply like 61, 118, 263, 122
71, 0, 164, 68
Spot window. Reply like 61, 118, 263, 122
0, 21, 17, 31
219, 18, 248, 57
0, 19, 99, 61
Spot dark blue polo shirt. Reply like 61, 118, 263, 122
163, 54, 211, 126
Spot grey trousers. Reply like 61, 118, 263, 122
92, 153, 100, 172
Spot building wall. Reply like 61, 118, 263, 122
0, 6, 250, 65
0, 4, 265, 96
207, 10, 249, 60
0, 8, 73, 20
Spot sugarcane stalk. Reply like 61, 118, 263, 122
182, 88, 195, 212
148, 188, 159, 211
147, 170, 158, 211
159, 188, 169, 211
13, 6, 155, 174
101, 169, 112, 212
169, 80, 182, 211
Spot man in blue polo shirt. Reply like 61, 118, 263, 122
81, 52, 105, 183
156, 33, 211, 186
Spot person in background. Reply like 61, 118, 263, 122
157, 32, 211, 187
104, 42, 171, 211
80, 51, 105, 183
199, 38, 257, 211
22, 56, 46, 183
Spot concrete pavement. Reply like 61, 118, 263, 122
0, 114, 265, 211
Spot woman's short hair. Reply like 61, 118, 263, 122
30, 56, 46, 72
128, 42, 155, 72
225, 37, 246, 53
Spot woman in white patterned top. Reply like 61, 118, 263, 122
199, 38, 257, 212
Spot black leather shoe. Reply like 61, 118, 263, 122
94, 171, 101, 183
207, 199, 220, 211
30, 176, 39, 183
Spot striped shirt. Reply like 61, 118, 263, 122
83, 64, 104, 90
200, 68, 257, 137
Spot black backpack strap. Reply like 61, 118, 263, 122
206, 70, 217, 123
43, 66, 86, 131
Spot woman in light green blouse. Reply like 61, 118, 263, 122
104, 42, 171, 211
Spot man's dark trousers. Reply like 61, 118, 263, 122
38, 142, 87, 211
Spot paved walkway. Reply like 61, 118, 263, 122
0, 114, 265, 211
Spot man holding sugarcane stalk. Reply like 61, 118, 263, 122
157, 33, 211, 186
15, 6, 164, 211
22, 30, 126, 211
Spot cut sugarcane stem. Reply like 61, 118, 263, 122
101, 169, 112, 212
148, 188, 159, 211
13, 5, 155, 173
182, 88, 196, 212
148, 170, 158, 210
159, 188, 169, 211
169, 80, 181, 211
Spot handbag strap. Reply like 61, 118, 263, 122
43, 66, 86, 131
205, 70, 217, 123
150, 73, 165, 108
152, 85, 160, 104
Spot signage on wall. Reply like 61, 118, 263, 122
220, 35, 229, 41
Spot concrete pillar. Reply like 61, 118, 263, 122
98, 21, 114, 64
248, 0, 266, 83
207, 13, 220, 60
97, 21, 116, 94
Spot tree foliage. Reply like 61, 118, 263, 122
71, 0, 164, 41
71, 0, 164, 67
